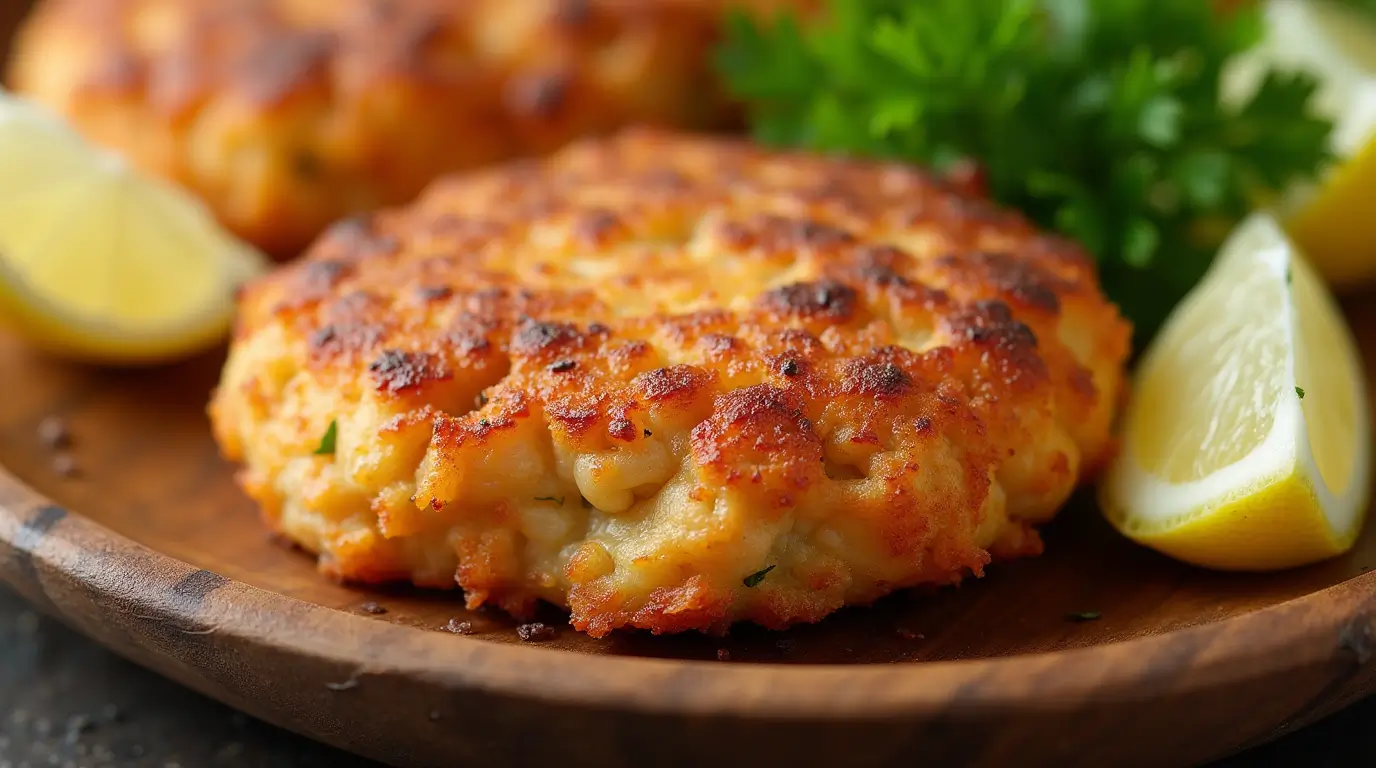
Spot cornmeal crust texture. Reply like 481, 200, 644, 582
210, 130, 1132, 637
6, 0, 808, 257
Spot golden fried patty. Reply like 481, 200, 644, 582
210, 130, 1132, 636
6, 0, 806, 257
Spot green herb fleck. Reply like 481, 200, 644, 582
743, 565, 776, 588
1296, 386, 1306, 400
535, 496, 565, 506
314, 420, 338, 455
717, 0, 1334, 343
1067, 610, 1102, 622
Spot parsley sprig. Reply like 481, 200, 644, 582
718, 0, 1333, 341
1335, 0, 1376, 17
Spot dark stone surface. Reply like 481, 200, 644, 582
0, 586, 374, 768
0, 584, 1371, 768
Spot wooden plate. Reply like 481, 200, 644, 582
1, 294, 1375, 768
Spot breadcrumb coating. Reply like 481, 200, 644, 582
209, 130, 1132, 636
7, 0, 809, 256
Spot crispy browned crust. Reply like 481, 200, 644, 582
210, 130, 1132, 636
7, 0, 810, 256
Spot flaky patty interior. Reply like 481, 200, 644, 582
210, 129, 1132, 637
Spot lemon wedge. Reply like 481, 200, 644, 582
1228, 0, 1376, 289
1101, 213, 1371, 571
0, 90, 266, 364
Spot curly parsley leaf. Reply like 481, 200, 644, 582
1334, 0, 1376, 17
718, 0, 1333, 342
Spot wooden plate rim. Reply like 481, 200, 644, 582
3, 460, 1374, 721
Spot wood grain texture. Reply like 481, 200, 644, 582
0, 297, 1374, 768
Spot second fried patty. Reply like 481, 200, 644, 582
6, 0, 809, 257
210, 129, 1132, 637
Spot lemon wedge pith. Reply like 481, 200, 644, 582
1102, 214, 1371, 571
0, 90, 265, 364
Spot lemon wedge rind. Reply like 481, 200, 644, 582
1102, 214, 1371, 571
0, 90, 266, 364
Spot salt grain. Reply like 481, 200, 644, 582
36, 416, 72, 450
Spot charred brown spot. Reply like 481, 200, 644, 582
416, 285, 454, 302
962, 252, 1062, 313
699, 334, 737, 355
310, 325, 338, 349
573, 210, 623, 245
856, 263, 911, 288
508, 72, 569, 119
318, 215, 398, 260
547, 401, 601, 437
368, 350, 450, 394
914, 416, 933, 433
302, 260, 354, 292
842, 359, 912, 398
308, 319, 385, 361
292, 150, 325, 180
941, 300, 1049, 390
757, 280, 857, 322
790, 220, 855, 247
954, 300, 1039, 349
549, 359, 578, 373
717, 215, 856, 254
511, 319, 580, 356
633, 365, 711, 402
